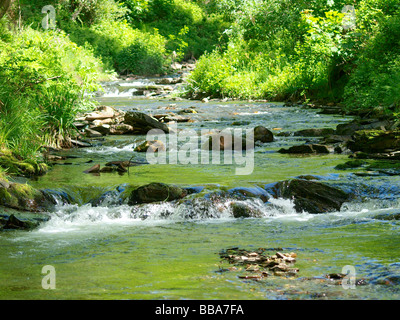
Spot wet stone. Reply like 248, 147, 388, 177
218, 247, 299, 280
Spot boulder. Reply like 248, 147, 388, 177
347, 130, 400, 153
254, 126, 274, 143
124, 111, 170, 134
335, 119, 391, 136
128, 182, 187, 205
0, 179, 56, 212
265, 179, 350, 213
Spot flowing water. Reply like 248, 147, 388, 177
1, 79, 400, 300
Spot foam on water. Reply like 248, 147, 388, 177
33, 193, 400, 234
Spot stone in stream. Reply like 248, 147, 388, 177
84, 106, 116, 121
109, 123, 136, 135
84, 128, 103, 138
202, 132, 254, 151
265, 179, 350, 213
123, 111, 170, 134
335, 119, 391, 136
218, 247, 299, 279
229, 202, 263, 218
347, 130, 400, 153
90, 124, 111, 135
83, 164, 100, 174
294, 128, 335, 137
128, 182, 187, 205
134, 140, 166, 153
2, 214, 40, 230
70, 139, 92, 148
278, 144, 330, 154
0, 178, 56, 212
254, 126, 274, 143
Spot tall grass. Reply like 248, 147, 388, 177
0, 25, 111, 174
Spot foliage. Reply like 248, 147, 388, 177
0, 26, 109, 169
186, 0, 400, 116
67, 19, 167, 74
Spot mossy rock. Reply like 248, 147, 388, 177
0, 148, 48, 177
335, 160, 367, 170
0, 178, 55, 212
128, 182, 187, 205
348, 130, 400, 153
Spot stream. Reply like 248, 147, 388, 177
1, 76, 400, 300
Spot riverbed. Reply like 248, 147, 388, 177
1, 78, 399, 300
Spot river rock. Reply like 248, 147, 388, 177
124, 111, 170, 134
265, 179, 350, 213
347, 130, 400, 153
278, 144, 330, 154
227, 187, 269, 202
109, 123, 136, 135
230, 202, 263, 218
90, 124, 111, 135
84, 128, 103, 138
335, 119, 391, 136
84, 106, 116, 121
128, 183, 187, 205
2, 214, 39, 230
0, 179, 56, 212
254, 126, 274, 143
84, 164, 100, 174
134, 140, 166, 153
202, 133, 254, 151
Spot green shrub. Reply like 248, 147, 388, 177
344, 11, 400, 112
0, 26, 109, 163
68, 20, 167, 75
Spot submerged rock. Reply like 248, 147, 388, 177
265, 179, 350, 213
128, 182, 187, 205
278, 144, 330, 154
